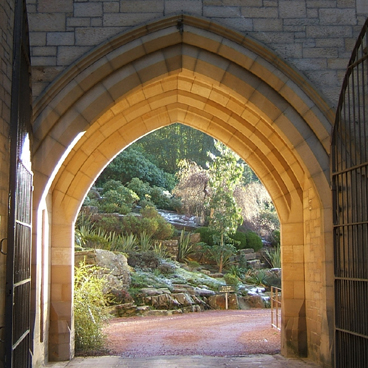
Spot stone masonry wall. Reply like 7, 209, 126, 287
27, 0, 368, 108
0, 0, 14, 367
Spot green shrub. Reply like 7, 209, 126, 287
127, 177, 151, 200
140, 205, 158, 218
264, 271, 281, 288
74, 262, 111, 353
150, 186, 171, 209
224, 273, 239, 286
169, 196, 183, 213
229, 231, 247, 249
82, 233, 110, 249
101, 188, 138, 214
195, 227, 219, 246
94, 216, 122, 234
102, 179, 123, 193
226, 265, 244, 278
153, 216, 174, 239
245, 231, 263, 251
120, 207, 173, 240
200, 243, 236, 271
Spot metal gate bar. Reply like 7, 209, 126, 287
332, 17, 368, 368
4, 0, 33, 367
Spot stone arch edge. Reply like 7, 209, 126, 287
30, 12, 336, 366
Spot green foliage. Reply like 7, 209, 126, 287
133, 123, 219, 174
149, 186, 172, 209
97, 147, 170, 189
177, 230, 196, 262
75, 219, 95, 248
110, 233, 137, 252
140, 206, 174, 240
100, 186, 139, 214
74, 262, 111, 352
242, 163, 259, 186
226, 265, 244, 278
271, 230, 280, 247
245, 269, 267, 286
224, 273, 239, 287
94, 216, 121, 234
140, 205, 158, 218
200, 243, 236, 272
195, 227, 218, 246
127, 178, 151, 200
152, 242, 169, 259
264, 245, 281, 268
76, 227, 114, 250
102, 179, 123, 193
206, 141, 243, 243
154, 217, 175, 240
264, 270, 281, 288
245, 231, 263, 252
138, 231, 152, 252
229, 231, 247, 250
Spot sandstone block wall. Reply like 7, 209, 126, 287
0, 0, 14, 367
27, 0, 368, 107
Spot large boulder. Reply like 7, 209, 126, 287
75, 249, 132, 302
208, 293, 239, 310
94, 249, 131, 288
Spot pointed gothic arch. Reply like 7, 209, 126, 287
31, 15, 334, 365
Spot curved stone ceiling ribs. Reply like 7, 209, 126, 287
32, 15, 333, 223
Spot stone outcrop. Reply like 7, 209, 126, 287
75, 249, 131, 298
208, 294, 239, 310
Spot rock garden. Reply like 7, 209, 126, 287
74, 131, 281, 354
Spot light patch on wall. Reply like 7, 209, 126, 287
40, 131, 86, 204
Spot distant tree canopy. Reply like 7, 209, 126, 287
133, 123, 219, 174
96, 123, 258, 190
96, 147, 175, 190
91, 123, 278, 241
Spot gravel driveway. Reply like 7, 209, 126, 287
103, 309, 281, 357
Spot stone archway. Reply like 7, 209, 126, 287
31, 15, 334, 366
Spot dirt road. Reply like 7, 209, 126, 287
104, 309, 281, 357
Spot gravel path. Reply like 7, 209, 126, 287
103, 309, 281, 357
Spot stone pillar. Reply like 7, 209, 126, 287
48, 211, 74, 361
281, 219, 308, 357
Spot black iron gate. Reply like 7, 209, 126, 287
332, 18, 368, 368
4, 0, 33, 367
